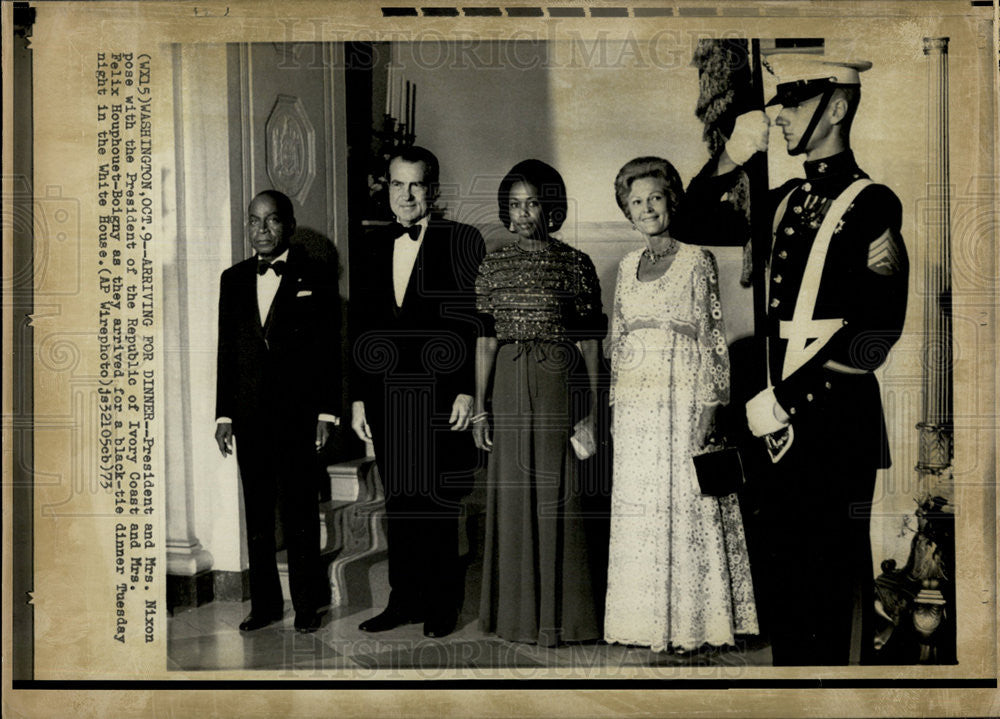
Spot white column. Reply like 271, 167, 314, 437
164, 44, 246, 591
918, 36, 953, 473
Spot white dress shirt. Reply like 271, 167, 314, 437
216, 248, 338, 427
392, 216, 429, 307
256, 249, 288, 326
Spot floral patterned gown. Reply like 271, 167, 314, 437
604, 243, 758, 652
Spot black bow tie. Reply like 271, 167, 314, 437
391, 223, 422, 241
257, 259, 286, 276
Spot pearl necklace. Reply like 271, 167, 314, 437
643, 237, 678, 265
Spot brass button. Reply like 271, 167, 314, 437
789, 407, 797, 415
784, 226, 795, 236
806, 393, 814, 401
803, 182, 812, 192
770, 298, 780, 308
773, 275, 783, 284
793, 206, 803, 214
825, 381, 832, 390
778, 250, 788, 260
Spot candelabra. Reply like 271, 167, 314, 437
367, 65, 417, 221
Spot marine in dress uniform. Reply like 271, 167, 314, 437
686, 55, 909, 665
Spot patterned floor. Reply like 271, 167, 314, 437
167, 557, 771, 674
168, 600, 771, 674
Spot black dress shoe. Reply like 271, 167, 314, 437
358, 606, 423, 633
294, 609, 323, 634
239, 609, 284, 632
423, 612, 458, 639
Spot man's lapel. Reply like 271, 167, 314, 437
371, 229, 400, 317
239, 259, 267, 340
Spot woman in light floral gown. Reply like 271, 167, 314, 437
603, 156, 758, 652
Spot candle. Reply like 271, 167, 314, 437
396, 73, 406, 123
384, 64, 391, 116
411, 85, 416, 136
392, 72, 403, 122
390, 73, 396, 122
404, 80, 411, 130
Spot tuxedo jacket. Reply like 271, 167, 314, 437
349, 218, 485, 417
216, 244, 341, 432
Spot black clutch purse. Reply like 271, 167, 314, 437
692, 447, 745, 497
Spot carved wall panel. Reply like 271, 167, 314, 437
265, 94, 317, 204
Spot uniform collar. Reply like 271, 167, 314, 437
803, 150, 859, 180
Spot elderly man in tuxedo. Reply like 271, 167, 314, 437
350, 146, 485, 639
215, 189, 341, 634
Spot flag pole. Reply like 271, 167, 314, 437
746, 38, 770, 384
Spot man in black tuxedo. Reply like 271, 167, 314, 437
215, 190, 341, 634
350, 146, 485, 638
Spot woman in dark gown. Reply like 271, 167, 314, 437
472, 160, 605, 646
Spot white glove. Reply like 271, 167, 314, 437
724, 111, 770, 166
745, 387, 789, 437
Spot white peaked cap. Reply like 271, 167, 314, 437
765, 53, 873, 86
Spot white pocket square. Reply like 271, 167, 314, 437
296, 290, 313, 297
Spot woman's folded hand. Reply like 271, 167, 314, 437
472, 415, 493, 452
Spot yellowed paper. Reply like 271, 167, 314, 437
3, 0, 997, 716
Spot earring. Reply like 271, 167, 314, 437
547, 217, 554, 229
509, 222, 515, 232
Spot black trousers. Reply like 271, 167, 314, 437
380, 491, 461, 620
234, 417, 324, 616
368, 384, 473, 621
757, 421, 878, 666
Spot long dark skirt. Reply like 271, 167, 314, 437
478, 341, 600, 646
